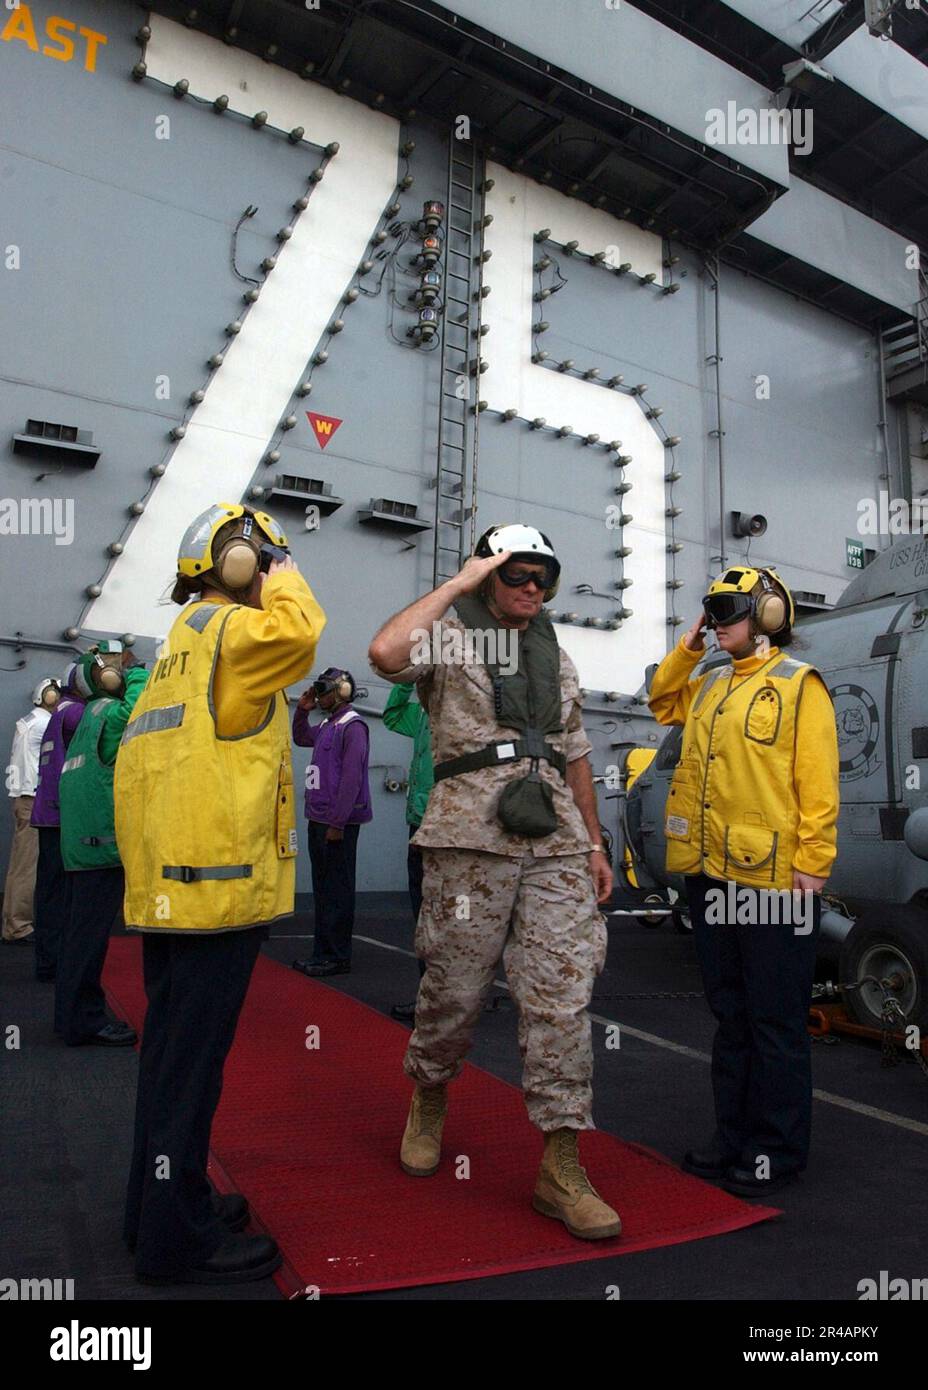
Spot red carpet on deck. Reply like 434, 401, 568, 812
102, 936, 778, 1295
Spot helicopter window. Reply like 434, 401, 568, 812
655, 725, 683, 771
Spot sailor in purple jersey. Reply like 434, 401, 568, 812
30, 665, 85, 981
291, 667, 371, 978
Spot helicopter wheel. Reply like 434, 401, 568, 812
641, 894, 667, 927
840, 912, 928, 1031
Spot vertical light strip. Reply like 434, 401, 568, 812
86, 18, 398, 637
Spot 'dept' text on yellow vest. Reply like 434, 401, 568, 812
114, 602, 298, 934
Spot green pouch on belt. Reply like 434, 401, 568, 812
496, 769, 558, 837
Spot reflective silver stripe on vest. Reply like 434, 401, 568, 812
769, 657, 807, 680
41, 740, 54, 753
80, 835, 116, 846
185, 604, 221, 633
691, 666, 726, 714
121, 703, 186, 746
162, 864, 253, 883
61, 754, 86, 774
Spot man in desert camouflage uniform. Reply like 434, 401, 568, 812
369, 524, 620, 1240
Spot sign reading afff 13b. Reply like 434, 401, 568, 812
1, 2, 107, 72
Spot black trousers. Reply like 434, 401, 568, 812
407, 824, 426, 980
686, 873, 821, 1175
124, 926, 263, 1277
55, 865, 124, 1043
33, 826, 71, 981
308, 820, 360, 965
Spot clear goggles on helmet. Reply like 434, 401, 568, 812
702, 591, 754, 628
497, 558, 558, 591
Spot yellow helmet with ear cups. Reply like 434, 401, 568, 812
703, 566, 794, 635
177, 503, 289, 591
753, 568, 792, 634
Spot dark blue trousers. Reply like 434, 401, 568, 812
55, 865, 124, 1043
33, 826, 71, 981
124, 926, 263, 1277
308, 820, 360, 965
686, 873, 820, 1176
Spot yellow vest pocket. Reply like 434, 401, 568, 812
276, 758, 298, 859
665, 766, 697, 840
723, 823, 779, 882
744, 685, 782, 744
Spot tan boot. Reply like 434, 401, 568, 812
532, 1128, 622, 1240
399, 1084, 447, 1176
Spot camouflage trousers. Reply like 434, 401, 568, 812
404, 847, 608, 1131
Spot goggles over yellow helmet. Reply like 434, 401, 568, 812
703, 566, 794, 635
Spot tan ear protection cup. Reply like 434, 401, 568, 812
97, 663, 124, 694
336, 677, 353, 701
755, 593, 787, 634
753, 571, 788, 634
216, 539, 259, 591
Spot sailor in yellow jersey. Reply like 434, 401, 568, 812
649, 566, 838, 1197
117, 503, 325, 1285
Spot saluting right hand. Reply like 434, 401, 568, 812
683, 613, 707, 651
297, 687, 317, 711
268, 555, 297, 576
258, 554, 298, 600
451, 549, 513, 595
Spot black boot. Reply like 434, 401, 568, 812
137, 1233, 281, 1286
682, 1147, 733, 1179
293, 958, 350, 978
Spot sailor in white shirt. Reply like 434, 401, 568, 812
2, 679, 60, 943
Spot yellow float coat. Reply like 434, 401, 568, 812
115, 572, 325, 932
648, 639, 839, 888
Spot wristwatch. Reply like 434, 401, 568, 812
589, 844, 605, 853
